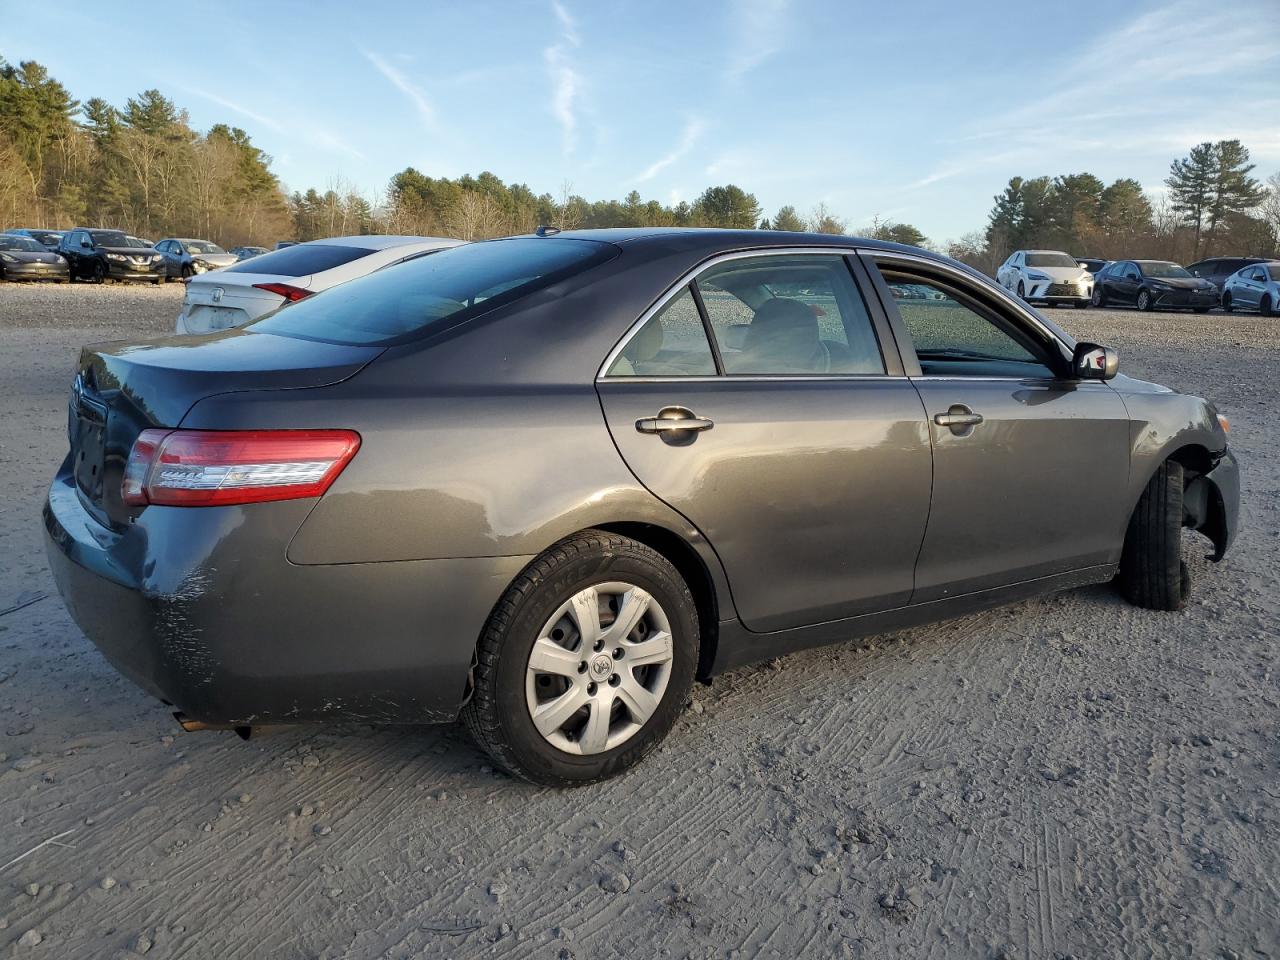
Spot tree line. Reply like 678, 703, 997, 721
3, 55, 1277, 273
950, 140, 1278, 274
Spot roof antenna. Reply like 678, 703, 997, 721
535, 224, 561, 237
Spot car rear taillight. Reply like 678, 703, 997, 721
251, 282, 312, 302
122, 429, 360, 507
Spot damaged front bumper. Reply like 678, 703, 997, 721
43, 460, 528, 726
1184, 448, 1240, 561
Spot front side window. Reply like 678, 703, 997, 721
605, 286, 716, 377
696, 255, 884, 375
877, 267, 1057, 379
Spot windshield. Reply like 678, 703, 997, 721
89, 230, 129, 247
1139, 261, 1191, 279
184, 240, 225, 254
0, 236, 44, 252
1267, 265, 1280, 281
1025, 253, 1079, 268
250, 237, 615, 346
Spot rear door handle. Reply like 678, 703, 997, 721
635, 406, 714, 441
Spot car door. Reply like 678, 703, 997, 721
596, 250, 933, 632
1115, 262, 1142, 304
1242, 267, 1265, 308
863, 252, 1132, 601
64, 231, 88, 278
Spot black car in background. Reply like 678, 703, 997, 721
1091, 260, 1218, 312
1076, 257, 1108, 275
0, 233, 70, 282
57, 228, 166, 283
1186, 256, 1272, 292
3, 228, 65, 251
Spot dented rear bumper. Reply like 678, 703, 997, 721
43, 461, 527, 726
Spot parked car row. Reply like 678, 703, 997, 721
998, 248, 1279, 315
0, 227, 286, 283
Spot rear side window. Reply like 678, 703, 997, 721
606, 287, 717, 376
223, 243, 375, 277
250, 238, 615, 346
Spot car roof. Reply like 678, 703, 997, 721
305, 235, 456, 250
543, 226, 929, 258
1018, 248, 1073, 254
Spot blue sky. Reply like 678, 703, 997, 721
4, 0, 1278, 241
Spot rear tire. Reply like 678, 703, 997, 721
1118, 460, 1188, 611
462, 530, 699, 786
1263, 294, 1275, 318
1221, 292, 1233, 313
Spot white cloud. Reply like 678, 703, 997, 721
633, 117, 706, 183
184, 86, 364, 161
724, 0, 789, 82
362, 49, 436, 131
544, 0, 584, 154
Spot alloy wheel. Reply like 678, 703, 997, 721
1137, 290, 1151, 311
524, 581, 674, 755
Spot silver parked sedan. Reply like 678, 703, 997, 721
44, 229, 1239, 786
1220, 261, 1280, 316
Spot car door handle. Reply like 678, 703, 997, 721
933, 405, 984, 436
635, 406, 714, 438
933, 411, 984, 427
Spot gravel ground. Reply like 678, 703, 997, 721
0, 282, 1277, 959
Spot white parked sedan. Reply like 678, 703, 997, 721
175, 235, 461, 334
996, 250, 1094, 307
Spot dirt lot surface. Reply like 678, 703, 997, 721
0, 282, 1277, 959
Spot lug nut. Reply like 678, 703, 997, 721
578, 661, 587, 673
613, 648, 624, 659
587, 682, 597, 695
608, 674, 621, 687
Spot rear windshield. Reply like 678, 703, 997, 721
223, 243, 374, 277
1025, 252, 1078, 268
249, 238, 615, 346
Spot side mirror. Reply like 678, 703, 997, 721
81, 240, 92, 248
1073, 342, 1118, 381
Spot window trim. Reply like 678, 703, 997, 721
862, 250, 1075, 381
596, 246, 904, 381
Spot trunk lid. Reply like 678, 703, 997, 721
181, 272, 315, 332
67, 329, 381, 528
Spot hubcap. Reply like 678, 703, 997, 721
524, 581, 674, 756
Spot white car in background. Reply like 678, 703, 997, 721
175, 235, 461, 334
996, 250, 1094, 308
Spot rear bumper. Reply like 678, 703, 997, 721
44, 464, 528, 725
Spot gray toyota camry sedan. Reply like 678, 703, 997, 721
45, 229, 1239, 785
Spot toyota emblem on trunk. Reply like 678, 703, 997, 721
212, 287, 224, 303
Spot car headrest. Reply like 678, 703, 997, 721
744, 298, 823, 370
625, 317, 664, 362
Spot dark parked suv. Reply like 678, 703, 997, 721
58, 228, 166, 283
1186, 256, 1271, 292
